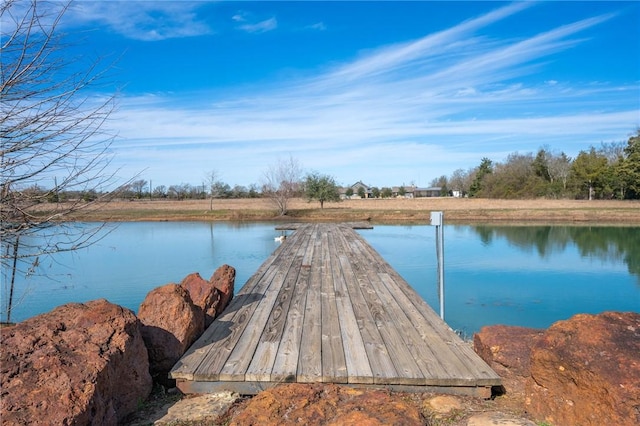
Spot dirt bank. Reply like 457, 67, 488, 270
40, 197, 640, 224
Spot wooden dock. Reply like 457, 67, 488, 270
170, 223, 501, 396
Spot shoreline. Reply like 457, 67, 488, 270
35, 197, 640, 224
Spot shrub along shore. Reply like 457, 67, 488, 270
40, 197, 640, 224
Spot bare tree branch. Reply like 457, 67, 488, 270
1, 0, 121, 321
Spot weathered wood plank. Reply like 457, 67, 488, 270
177, 379, 492, 399
244, 226, 317, 382
375, 272, 450, 379
327, 227, 374, 383
268, 225, 315, 382
297, 226, 323, 382
352, 234, 477, 383
346, 234, 458, 381
353, 232, 500, 384
218, 226, 313, 381
320, 227, 348, 383
275, 222, 373, 231
377, 273, 475, 384
333, 227, 398, 384
344, 234, 425, 384
191, 227, 308, 381
244, 264, 298, 381
377, 263, 498, 382
268, 266, 308, 382
171, 231, 298, 380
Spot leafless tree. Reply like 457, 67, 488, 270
204, 169, 219, 211
128, 179, 148, 199
262, 155, 302, 215
547, 152, 572, 191
599, 141, 626, 165
152, 184, 167, 199
1, 1, 120, 321
167, 183, 191, 200
449, 168, 473, 196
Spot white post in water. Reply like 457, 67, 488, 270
430, 211, 445, 320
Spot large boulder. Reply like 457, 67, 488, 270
474, 325, 545, 378
229, 383, 424, 425
474, 325, 545, 416
180, 272, 221, 327
138, 284, 204, 385
0, 299, 152, 426
210, 264, 235, 313
526, 311, 640, 426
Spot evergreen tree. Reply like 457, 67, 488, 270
617, 130, 640, 199
468, 158, 493, 197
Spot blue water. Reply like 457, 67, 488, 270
361, 225, 639, 335
3, 222, 639, 334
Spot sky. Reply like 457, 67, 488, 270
31, 1, 640, 189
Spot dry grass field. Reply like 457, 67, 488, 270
46, 197, 640, 224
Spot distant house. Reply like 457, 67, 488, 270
414, 187, 442, 197
391, 186, 416, 198
340, 182, 443, 199
392, 186, 442, 198
340, 181, 373, 199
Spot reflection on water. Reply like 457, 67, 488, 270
4, 222, 639, 334
358, 224, 639, 335
3, 222, 280, 324
471, 225, 640, 278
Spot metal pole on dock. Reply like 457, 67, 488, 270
430, 211, 445, 320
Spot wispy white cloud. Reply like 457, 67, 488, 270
231, 10, 277, 33
66, 1, 211, 41
108, 3, 638, 187
323, 1, 533, 84
236, 16, 277, 33
231, 12, 247, 23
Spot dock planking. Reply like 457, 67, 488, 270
170, 223, 501, 396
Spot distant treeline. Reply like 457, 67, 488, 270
25, 130, 640, 203
433, 130, 640, 200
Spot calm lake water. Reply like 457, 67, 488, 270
4, 222, 639, 334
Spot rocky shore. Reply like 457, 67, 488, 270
1, 262, 638, 425
0, 265, 235, 425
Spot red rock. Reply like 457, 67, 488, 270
210, 264, 235, 313
474, 325, 544, 378
138, 284, 204, 384
229, 383, 424, 426
526, 311, 640, 426
474, 325, 544, 406
181, 272, 221, 327
0, 299, 152, 426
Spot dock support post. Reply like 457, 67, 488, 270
430, 211, 445, 320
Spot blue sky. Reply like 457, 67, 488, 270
58, 1, 640, 189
